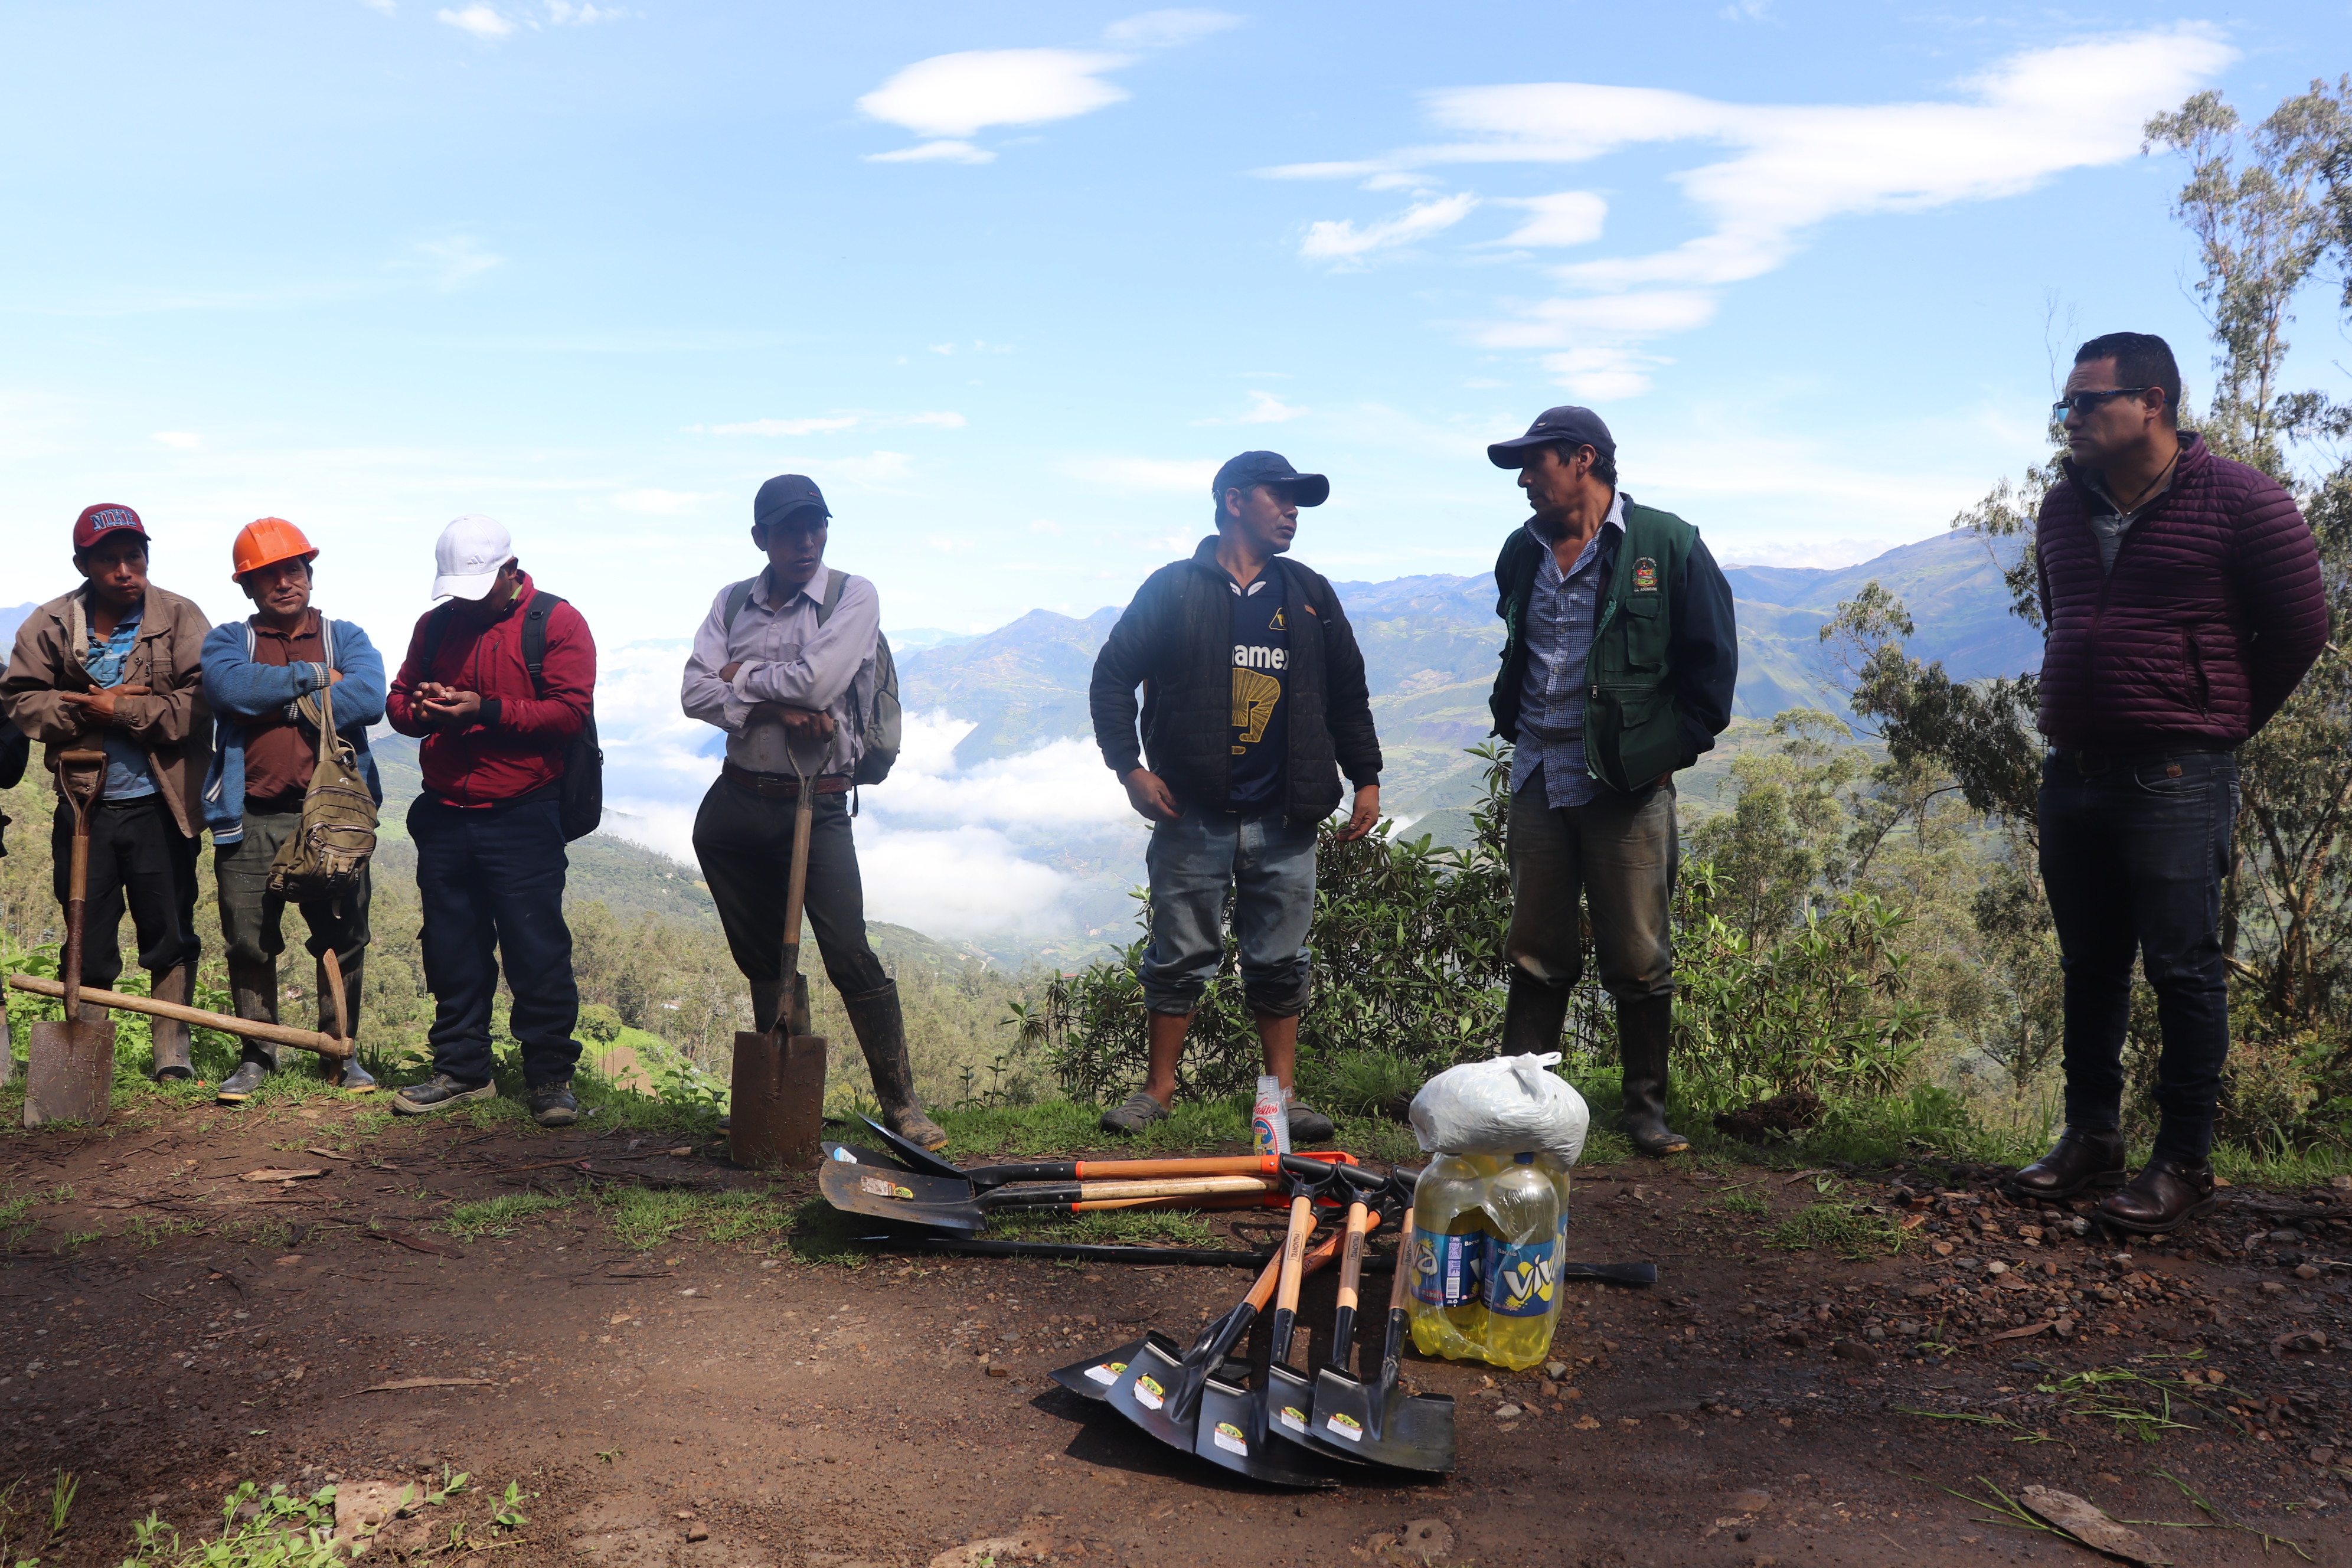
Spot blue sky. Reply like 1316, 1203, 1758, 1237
5, 2, 2347, 939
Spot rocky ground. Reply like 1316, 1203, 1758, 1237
4, 1093, 2348, 1568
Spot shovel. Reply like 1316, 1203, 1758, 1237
819, 1156, 1285, 1231
824, 1133, 1358, 1194
729, 729, 829, 1171
1305, 1205, 1456, 1473
25, 752, 115, 1129
1261, 1164, 1387, 1466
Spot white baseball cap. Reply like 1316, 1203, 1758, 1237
431, 515, 514, 601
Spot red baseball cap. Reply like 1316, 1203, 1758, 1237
73, 504, 149, 553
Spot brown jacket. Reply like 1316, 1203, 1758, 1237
1, 584, 214, 837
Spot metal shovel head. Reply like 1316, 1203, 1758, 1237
1264, 1357, 1369, 1466
822, 1138, 919, 1175
1193, 1372, 1345, 1488
854, 1110, 962, 1182
1306, 1363, 1455, 1472
728, 1030, 826, 1171
1048, 1333, 1182, 1402
816, 1152, 987, 1231
1105, 1318, 1238, 1455
23, 1018, 115, 1128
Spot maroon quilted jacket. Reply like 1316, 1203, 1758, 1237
2036, 432, 2328, 752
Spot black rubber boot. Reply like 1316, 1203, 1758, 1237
1500, 972, 1572, 1056
1617, 994, 1690, 1157
842, 981, 946, 1151
218, 956, 279, 1103
316, 953, 375, 1092
150, 962, 198, 1080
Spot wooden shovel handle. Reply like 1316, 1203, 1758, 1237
1070, 1152, 1356, 1180
1069, 1174, 1280, 1201
1386, 1208, 1420, 1312
1272, 1193, 1315, 1321
1335, 1198, 1374, 1315
1240, 1218, 1357, 1311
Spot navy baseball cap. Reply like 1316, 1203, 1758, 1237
1487, 407, 1616, 468
753, 473, 831, 530
1210, 451, 1329, 508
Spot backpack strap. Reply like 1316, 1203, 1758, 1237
723, 579, 757, 633
520, 592, 567, 699
814, 569, 846, 627
416, 601, 458, 681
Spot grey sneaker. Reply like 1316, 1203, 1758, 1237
1099, 1090, 1171, 1135
215, 1057, 272, 1104
1286, 1101, 1336, 1145
391, 1073, 497, 1116
527, 1082, 579, 1128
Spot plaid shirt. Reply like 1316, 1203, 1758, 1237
1509, 494, 1625, 808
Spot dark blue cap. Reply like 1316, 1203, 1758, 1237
753, 473, 831, 530
1487, 406, 1615, 469
1211, 451, 1329, 509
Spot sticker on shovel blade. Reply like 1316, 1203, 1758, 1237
1211, 1421, 1249, 1456
829, 1147, 860, 1162
1083, 1361, 1128, 1386
858, 1174, 914, 1199
1277, 1404, 1308, 1434
1324, 1411, 1364, 1443
1133, 1376, 1167, 1410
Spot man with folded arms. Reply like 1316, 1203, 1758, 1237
2008, 332, 2326, 1231
1, 505, 211, 1079
200, 517, 387, 1102
682, 474, 945, 1150
1089, 452, 1383, 1142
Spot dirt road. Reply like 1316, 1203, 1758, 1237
4, 1097, 2347, 1567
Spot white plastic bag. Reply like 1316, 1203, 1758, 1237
1409, 1051, 1589, 1165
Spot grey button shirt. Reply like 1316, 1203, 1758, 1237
2082, 456, 2179, 575
681, 566, 878, 777
1510, 492, 1625, 809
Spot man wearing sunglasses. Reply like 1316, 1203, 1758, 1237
2010, 332, 2327, 1233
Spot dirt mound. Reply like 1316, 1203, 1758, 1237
1712, 1088, 1824, 1144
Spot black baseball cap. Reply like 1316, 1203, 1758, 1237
1211, 450, 1330, 508
1487, 406, 1616, 469
753, 473, 831, 529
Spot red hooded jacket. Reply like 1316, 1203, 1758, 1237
387, 574, 596, 806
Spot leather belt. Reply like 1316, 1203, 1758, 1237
723, 760, 852, 798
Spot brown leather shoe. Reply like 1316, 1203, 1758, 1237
2003, 1126, 2127, 1201
2096, 1159, 2220, 1235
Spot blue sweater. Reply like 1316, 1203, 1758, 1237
200, 616, 386, 844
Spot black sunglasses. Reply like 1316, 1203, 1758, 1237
2052, 388, 2151, 417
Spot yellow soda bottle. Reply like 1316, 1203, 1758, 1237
1480, 1153, 1564, 1371
1407, 1152, 1490, 1360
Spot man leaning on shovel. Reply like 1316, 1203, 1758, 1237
200, 517, 388, 1103
1, 505, 213, 1080
681, 473, 946, 1151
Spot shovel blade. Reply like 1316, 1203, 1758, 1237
1048, 1334, 1181, 1402
1308, 1366, 1455, 1473
854, 1111, 962, 1181
728, 1031, 826, 1171
24, 1020, 115, 1128
1104, 1331, 1218, 1455
816, 1152, 986, 1231
1265, 1360, 1367, 1466
1193, 1374, 1344, 1489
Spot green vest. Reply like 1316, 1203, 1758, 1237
1489, 498, 1699, 793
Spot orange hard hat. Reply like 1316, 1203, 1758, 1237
230, 517, 319, 582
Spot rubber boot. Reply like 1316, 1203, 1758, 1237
217, 956, 279, 1102
149, 962, 197, 1081
842, 981, 946, 1151
318, 952, 376, 1092
1616, 994, 1690, 1157
1499, 972, 1572, 1056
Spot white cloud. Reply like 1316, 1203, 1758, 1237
860, 48, 1132, 141
1298, 193, 1478, 264
1102, 8, 1240, 48
1273, 26, 2233, 394
151, 431, 202, 449
544, 0, 624, 21
830, 450, 916, 485
868, 139, 996, 166
855, 827, 1076, 938
705, 410, 965, 437
1056, 455, 1218, 494
1192, 390, 1308, 426
361, 0, 397, 14
409, 234, 502, 289
613, 489, 712, 515
435, 5, 513, 39
1494, 191, 1606, 248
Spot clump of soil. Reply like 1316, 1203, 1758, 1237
1713, 1087, 1824, 1144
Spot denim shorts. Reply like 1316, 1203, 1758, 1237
1139, 807, 1317, 1018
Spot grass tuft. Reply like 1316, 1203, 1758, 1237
1768, 1200, 1907, 1259
445, 1193, 571, 1240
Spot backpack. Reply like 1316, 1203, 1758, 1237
266, 619, 380, 906
419, 592, 605, 841
723, 568, 900, 786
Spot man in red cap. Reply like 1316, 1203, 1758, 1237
200, 518, 388, 1102
1, 506, 213, 1078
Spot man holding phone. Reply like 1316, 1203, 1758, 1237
385, 516, 597, 1126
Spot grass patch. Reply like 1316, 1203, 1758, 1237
1311, 1050, 1423, 1119
780, 1195, 874, 1267
123, 1481, 342, 1568
987, 1208, 1224, 1246
932, 1095, 1253, 1157
1768, 1200, 1907, 1260
595, 1187, 800, 1253
1713, 1189, 1769, 1218
445, 1193, 571, 1240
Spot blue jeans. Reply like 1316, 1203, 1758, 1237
1140, 807, 1317, 1018
409, 794, 583, 1088
2037, 750, 2237, 1165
